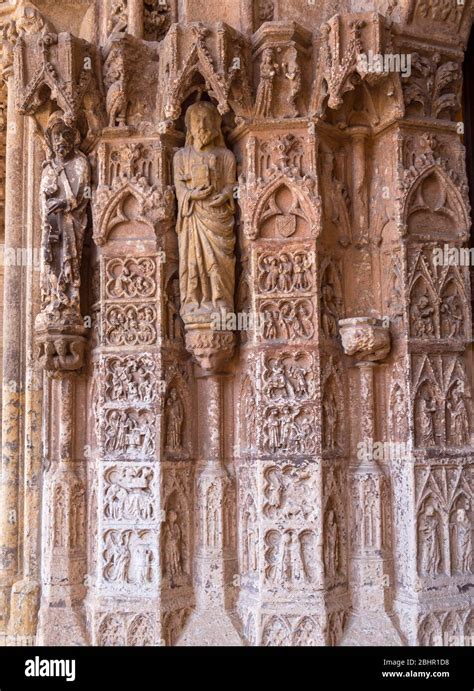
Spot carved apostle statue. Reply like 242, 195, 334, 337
39, 112, 90, 324
173, 101, 236, 325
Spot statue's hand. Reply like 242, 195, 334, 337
190, 185, 214, 201
47, 198, 67, 214
208, 193, 228, 208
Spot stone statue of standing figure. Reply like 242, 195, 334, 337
39, 112, 90, 326
173, 101, 236, 326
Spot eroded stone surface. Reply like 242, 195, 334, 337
0, 0, 471, 648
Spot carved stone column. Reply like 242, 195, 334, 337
7, 115, 42, 643
349, 126, 370, 247
37, 376, 88, 645
0, 63, 23, 637
178, 371, 241, 645
235, 104, 327, 644
128, 0, 144, 39
339, 317, 402, 645
88, 128, 189, 648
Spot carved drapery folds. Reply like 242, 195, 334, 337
8, 6, 102, 374
0, 0, 473, 648
173, 100, 237, 371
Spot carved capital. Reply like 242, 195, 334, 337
36, 330, 87, 375
185, 328, 235, 373
338, 317, 391, 363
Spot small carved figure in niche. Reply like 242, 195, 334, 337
69, 485, 85, 549
419, 396, 437, 446
278, 531, 292, 582
290, 532, 307, 582
451, 508, 471, 574
255, 48, 278, 118
246, 520, 258, 573
324, 509, 339, 579
164, 509, 183, 586
104, 50, 128, 128
276, 254, 291, 292
173, 101, 236, 324
258, 0, 274, 22
289, 365, 309, 397
262, 256, 280, 292
262, 309, 278, 340
39, 113, 90, 322
411, 293, 435, 337
135, 542, 154, 584
165, 388, 184, 451
274, 301, 313, 340
293, 254, 311, 291
264, 470, 283, 513
392, 386, 405, 435
363, 476, 377, 548
98, 616, 125, 646
321, 283, 339, 337
279, 406, 295, 451
418, 505, 441, 577
243, 385, 257, 448
104, 531, 131, 583
266, 359, 293, 399
107, 0, 128, 36
53, 485, 65, 548
144, 0, 171, 41
447, 380, 470, 446
282, 48, 301, 117
440, 293, 463, 338
323, 389, 338, 450
104, 481, 127, 520
266, 408, 280, 453
387, 258, 404, 319
165, 277, 184, 341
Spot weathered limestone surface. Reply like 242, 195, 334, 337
0, 0, 472, 647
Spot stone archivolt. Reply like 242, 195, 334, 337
0, 0, 471, 648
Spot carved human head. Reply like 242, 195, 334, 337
45, 113, 77, 160
185, 101, 224, 151
15, 2, 45, 36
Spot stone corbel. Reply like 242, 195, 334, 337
339, 317, 391, 363
185, 329, 236, 374
36, 331, 87, 375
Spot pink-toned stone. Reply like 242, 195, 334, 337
0, 0, 471, 649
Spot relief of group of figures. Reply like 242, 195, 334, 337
416, 468, 472, 578
408, 251, 469, 341
411, 356, 471, 449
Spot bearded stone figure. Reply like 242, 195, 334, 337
38, 112, 90, 328
173, 101, 236, 327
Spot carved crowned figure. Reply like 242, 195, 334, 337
173, 101, 236, 326
38, 112, 90, 327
